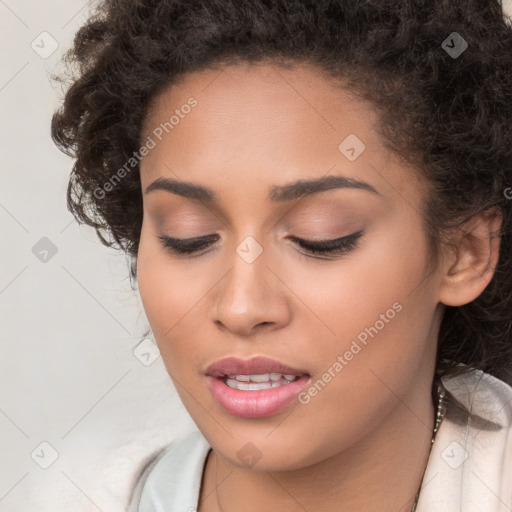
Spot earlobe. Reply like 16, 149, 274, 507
438, 208, 502, 307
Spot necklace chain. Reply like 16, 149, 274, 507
214, 376, 447, 512
410, 376, 447, 512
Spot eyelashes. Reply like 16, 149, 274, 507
157, 231, 364, 259
287, 231, 363, 256
157, 234, 221, 256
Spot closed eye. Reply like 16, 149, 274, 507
157, 230, 364, 258
288, 231, 363, 256
157, 234, 220, 256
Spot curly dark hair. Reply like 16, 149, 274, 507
51, 0, 512, 385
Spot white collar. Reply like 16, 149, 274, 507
416, 369, 512, 511
136, 369, 512, 511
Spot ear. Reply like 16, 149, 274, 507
438, 208, 502, 307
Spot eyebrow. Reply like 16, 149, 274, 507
144, 175, 380, 202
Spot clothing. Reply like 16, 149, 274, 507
131, 369, 512, 512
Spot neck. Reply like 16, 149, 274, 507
199, 379, 436, 512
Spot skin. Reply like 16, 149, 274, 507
136, 61, 501, 512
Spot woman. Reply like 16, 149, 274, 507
51, 1, 512, 510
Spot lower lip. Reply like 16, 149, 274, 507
206, 375, 311, 418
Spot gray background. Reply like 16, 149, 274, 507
1, 1, 512, 511
0, 1, 197, 511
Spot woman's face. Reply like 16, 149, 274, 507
137, 62, 444, 470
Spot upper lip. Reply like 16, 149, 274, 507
205, 356, 309, 378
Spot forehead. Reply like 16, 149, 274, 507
141, 60, 378, 142
139, 61, 427, 206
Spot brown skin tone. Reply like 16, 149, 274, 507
136, 61, 501, 512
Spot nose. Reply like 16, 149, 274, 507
211, 242, 291, 338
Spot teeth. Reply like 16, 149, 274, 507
245, 373, 270, 382
224, 374, 300, 391
226, 373, 298, 383
226, 379, 274, 391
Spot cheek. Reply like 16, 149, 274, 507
284, 228, 428, 339
136, 228, 217, 370
280, 225, 436, 390
137, 229, 187, 345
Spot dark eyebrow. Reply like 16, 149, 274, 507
144, 175, 379, 202
145, 177, 216, 201
268, 175, 379, 201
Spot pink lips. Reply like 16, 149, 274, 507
205, 356, 309, 378
205, 356, 311, 418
